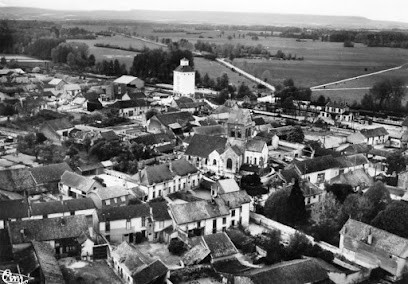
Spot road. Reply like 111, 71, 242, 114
311, 65, 405, 90
216, 58, 276, 92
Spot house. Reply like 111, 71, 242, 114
191, 232, 239, 262
60, 171, 103, 198
29, 162, 72, 192
7, 215, 89, 256
109, 100, 150, 119
30, 198, 97, 224
330, 168, 373, 192
173, 58, 195, 97
219, 191, 251, 227
32, 241, 65, 284
169, 199, 230, 238
147, 201, 173, 242
244, 139, 268, 168
320, 102, 353, 122
132, 159, 200, 201
211, 179, 240, 196
360, 127, 389, 145
0, 199, 30, 229
62, 84, 81, 97
94, 203, 150, 243
38, 118, 74, 144
147, 111, 195, 135
0, 168, 37, 195
184, 134, 243, 176
110, 241, 169, 284
114, 75, 144, 89
340, 219, 408, 281
398, 170, 408, 190
234, 258, 330, 284
193, 125, 227, 137
87, 185, 133, 209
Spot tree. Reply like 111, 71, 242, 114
261, 70, 271, 82
0, 56, 6, 66
370, 78, 406, 110
168, 239, 187, 255
325, 183, 354, 203
256, 230, 284, 264
237, 83, 252, 98
311, 192, 341, 227
264, 190, 290, 224
88, 54, 96, 66
145, 109, 159, 121
372, 201, 408, 238
364, 181, 391, 221
286, 126, 304, 143
287, 179, 307, 224
316, 95, 326, 106
340, 194, 374, 223
386, 152, 406, 175
283, 78, 295, 87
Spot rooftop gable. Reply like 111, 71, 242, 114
29, 162, 72, 185
184, 134, 227, 158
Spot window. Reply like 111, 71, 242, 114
231, 210, 236, 217
317, 173, 325, 183
105, 200, 110, 206
142, 217, 146, 227
105, 221, 110, 232
226, 159, 233, 170
213, 159, 217, 166
121, 196, 126, 202
193, 180, 196, 187
158, 190, 162, 196
306, 197, 310, 204
152, 192, 156, 199
126, 219, 131, 230
231, 220, 235, 227
254, 158, 257, 165
213, 219, 217, 229
197, 221, 201, 228
223, 217, 226, 225
114, 197, 118, 203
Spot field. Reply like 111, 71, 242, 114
67, 35, 164, 68
194, 57, 254, 87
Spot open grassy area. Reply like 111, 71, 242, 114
194, 57, 254, 87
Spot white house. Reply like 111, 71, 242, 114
360, 127, 389, 145
109, 100, 150, 119
148, 201, 173, 242
244, 139, 268, 168
94, 203, 150, 244
113, 75, 144, 89
173, 58, 195, 97
59, 171, 103, 198
132, 159, 201, 201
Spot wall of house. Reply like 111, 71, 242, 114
39, 125, 61, 144
244, 147, 268, 168
305, 194, 322, 206
98, 217, 146, 244
173, 71, 195, 96
177, 216, 230, 237
112, 257, 134, 284
303, 168, 339, 186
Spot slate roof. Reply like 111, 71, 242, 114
360, 127, 389, 138
241, 258, 329, 284
336, 154, 369, 168
216, 179, 240, 194
64, 198, 97, 212
203, 232, 238, 259
182, 244, 211, 266
91, 186, 130, 200
45, 118, 73, 131
8, 215, 88, 244
132, 260, 168, 284
32, 241, 64, 284
132, 133, 173, 146
97, 204, 150, 222
30, 201, 66, 216
133, 159, 198, 186
155, 111, 195, 127
0, 199, 30, 219
341, 219, 408, 258
280, 168, 300, 183
193, 125, 226, 136
220, 191, 252, 209
245, 139, 266, 153
60, 171, 100, 194
184, 134, 227, 158
100, 130, 119, 141
29, 163, 72, 185
169, 199, 229, 225
0, 168, 36, 193
111, 241, 146, 273
127, 91, 147, 100
294, 155, 342, 175
149, 202, 171, 221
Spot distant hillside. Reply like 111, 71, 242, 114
1, 7, 408, 30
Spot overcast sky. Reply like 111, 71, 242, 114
0, 0, 407, 23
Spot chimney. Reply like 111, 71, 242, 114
367, 228, 373, 245
169, 162, 173, 173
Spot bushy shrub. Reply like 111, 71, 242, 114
168, 238, 187, 255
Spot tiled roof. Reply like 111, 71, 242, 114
132, 260, 168, 284
133, 159, 198, 186
60, 171, 100, 194
97, 204, 150, 222
100, 130, 119, 141
169, 199, 229, 225
155, 111, 194, 127
182, 243, 210, 265
184, 134, 227, 158
336, 154, 369, 168
220, 191, 251, 209
193, 125, 226, 136
242, 258, 329, 284
45, 118, 73, 131
109, 99, 149, 109
203, 232, 238, 259
341, 219, 408, 258
91, 186, 130, 200
132, 133, 173, 146
294, 155, 342, 175
64, 198, 96, 212
0, 199, 30, 219
8, 215, 88, 244
227, 108, 252, 125
0, 168, 36, 194
32, 241, 64, 284
216, 179, 240, 194
280, 168, 300, 183
111, 242, 146, 273
245, 139, 266, 153
360, 127, 389, 138
330, 169, 373, 188
149, 202, 171, 221
29, 163, 72, 185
